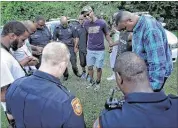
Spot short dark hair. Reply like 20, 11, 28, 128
114, 52, 147, 80
35, 15, 45, 22
1, 21, 27, 36
115, 10, 123, 25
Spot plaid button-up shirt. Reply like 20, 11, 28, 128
132, 16, 173, 90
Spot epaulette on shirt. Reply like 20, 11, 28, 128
168, 94, 178, 99
55, 25, 61, 29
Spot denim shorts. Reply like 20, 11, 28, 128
87, 50, 105, 68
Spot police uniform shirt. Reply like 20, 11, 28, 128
29, 26, 52, 47
75, 24, 87, 53
6, 70, 85, 128
53, 25, 76, 47
94, 92, 178, 128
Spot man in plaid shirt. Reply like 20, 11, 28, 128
114, 10, 173, 91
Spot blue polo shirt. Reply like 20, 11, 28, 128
98, 92, 178, 128
6, 70, 85, 128
53, 25, 76, 47
29, 26, 52, 47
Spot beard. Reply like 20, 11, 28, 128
11, 39, 19, 51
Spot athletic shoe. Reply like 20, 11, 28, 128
63, 76, 68, 81
107, 74, 115, 81
94, 83, 100, 91
81, 72, 87, 79
86, 80, 95, 89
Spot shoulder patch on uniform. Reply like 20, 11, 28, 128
93, 118, 101, 128
71, 98, 82, 116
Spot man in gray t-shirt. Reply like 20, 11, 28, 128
81, 5, 114, 91
117, 31, 132, 56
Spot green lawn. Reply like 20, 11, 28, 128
1, 50, 177, 128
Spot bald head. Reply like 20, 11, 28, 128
22, 20, 36, 34
60, 16, 68, 25
114, 52, 147, 80
41, 42, 70, 66
114, 52, 152, 94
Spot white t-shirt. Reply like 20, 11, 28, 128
11, 39, 36, 72
1, 48, 25, 111
110, 30, 120, 68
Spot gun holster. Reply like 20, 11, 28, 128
105, 98, 125, 110
104, 88, 125, 110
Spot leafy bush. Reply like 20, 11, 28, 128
1, 1, 177, 29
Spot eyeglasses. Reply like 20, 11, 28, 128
84, 11, 91, 17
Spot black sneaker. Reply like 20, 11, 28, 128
86, 80, 95, 89
63, 76, 68, 81
75, 72, 82, 77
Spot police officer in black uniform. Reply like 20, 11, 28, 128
75, 14, 87, 79
93, 52, 178, 128
53, 16, 80, 80
6, 42, 86, 128
29, 16, 52, 68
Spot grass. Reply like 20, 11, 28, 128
1, 49, 177, 128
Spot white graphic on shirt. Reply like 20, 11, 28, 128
88, 26, 100, 34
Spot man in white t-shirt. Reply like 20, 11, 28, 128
1, 21, 29, 125
107, 26, 120, 81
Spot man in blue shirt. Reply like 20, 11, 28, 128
29, 16, 52, 47
114, 11, 173, 91
93, 52, 178, 128
6, 42, 85, 128
29, 16, 52, 69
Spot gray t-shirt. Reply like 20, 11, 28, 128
117, 31, 132, 56
84, 19, 109, 51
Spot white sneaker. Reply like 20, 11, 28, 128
107, 74, 115, 81
94, 84, 100, 91
86, 80, 95, 89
